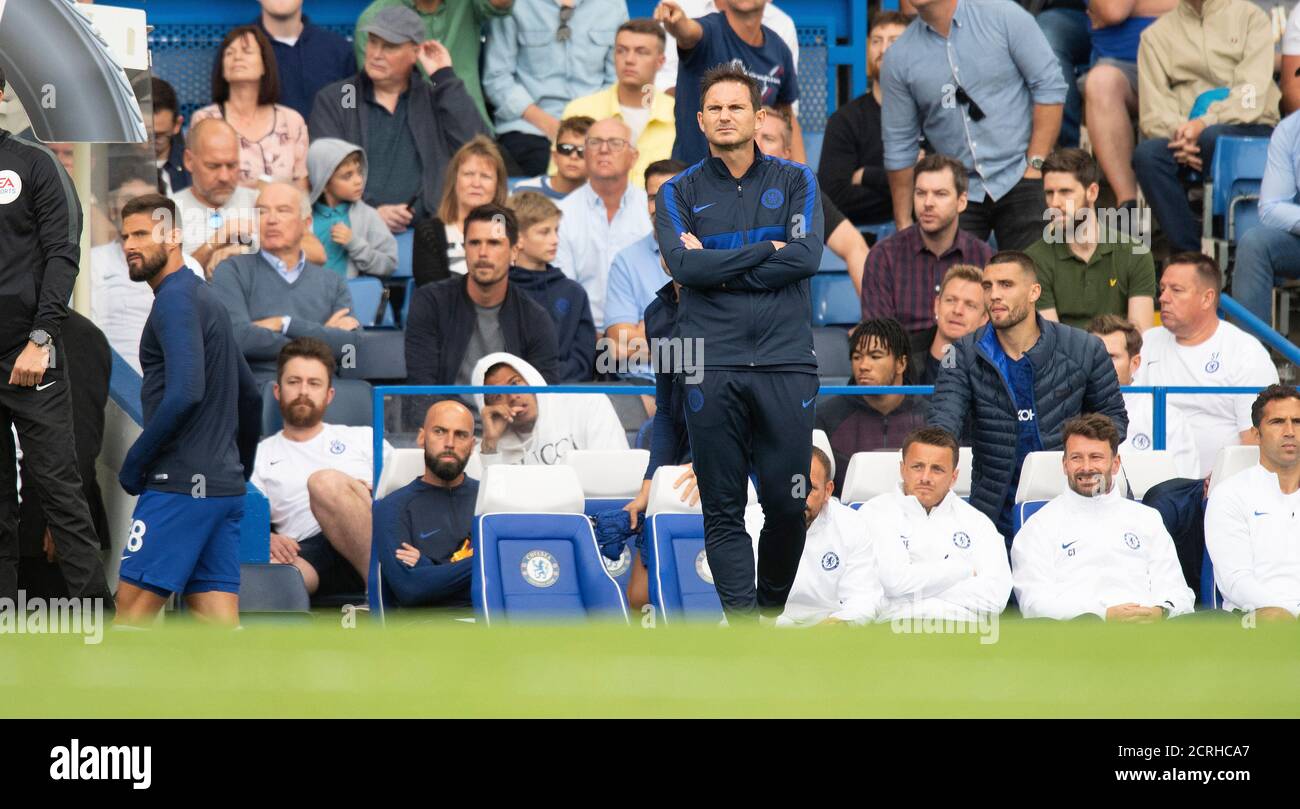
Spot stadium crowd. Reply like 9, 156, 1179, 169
1, 0, 1298, 624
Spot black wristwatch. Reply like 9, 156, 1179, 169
28, 329, 52, 348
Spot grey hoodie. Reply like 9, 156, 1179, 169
307, 138, 397, 279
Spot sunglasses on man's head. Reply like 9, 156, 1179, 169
954, 86, 985, 122
555, 142, 585, 158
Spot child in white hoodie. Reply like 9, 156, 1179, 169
467, 352, 627, 472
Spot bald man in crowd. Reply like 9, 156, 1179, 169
210, 181, 360, 384
170, 118, 260, 271
372, 400, 480, 608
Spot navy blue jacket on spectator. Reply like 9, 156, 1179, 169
373, 475, 479, 607
404, 274, 560, 385
160, 135, 191, 194
927, 315, 1128, 540
643, 281, 690, 479
509, 264, 595, 382
256, 15, 356, 121
654, 145, 824, 369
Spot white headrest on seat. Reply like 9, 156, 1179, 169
1015, 450, 1131, 501
812, 429, 834, 481
377, 448, 426, 499
1119, 451, 1180, 499
840, 451, 902, 504
565, 449, 650, 498
647, 465, 756, 515
954, 446, 973, 497
474, 464, 585, 515
1209, 445, 1260, 494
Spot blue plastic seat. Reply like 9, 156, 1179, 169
809, 272, 861, 327
347, 277, 395, 328
261, 377, 373, 435
337, 329, 407, 382
238, 563, 310, 615
1203, 136, 1269, 269
392, 228, 413, 279
240, 482, 271, 563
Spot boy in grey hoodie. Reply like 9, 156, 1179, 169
308, 138, 398, 279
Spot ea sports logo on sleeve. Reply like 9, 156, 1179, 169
0, 170, 22, 204
521, 550, 560, 587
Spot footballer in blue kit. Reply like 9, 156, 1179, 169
114, 194, 262, 626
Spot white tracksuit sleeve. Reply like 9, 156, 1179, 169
1205, 484, 1300, 616
872, 518, 972, 600
829, 515, 884, 625
1011, 518, 1108, 620
934, 521, 1013, 615
1140, 520, 1196, 617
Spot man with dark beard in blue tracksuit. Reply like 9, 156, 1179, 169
654, 64, 824, 621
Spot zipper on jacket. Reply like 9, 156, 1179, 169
737, 182, 758, 367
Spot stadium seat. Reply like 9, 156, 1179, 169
347, 277, 396, 328
1120, 451, 1181, 500
377, 447, 425, 499
392, 228, 414, 279
954, 446, 973, 498
238, 563, 311, 616
812, 326, 850, 382
472, 465, 628, 624
566, 448, 650, 589
810, 272, 861, 327
813, 428, 834, 481
261, 378, 374, 435
240, 482, 271, 564
1200, 546, 1220, 609
1013, 450, 1134, 532
1202, 136, 1268, 269
857, 221, 896, 245
337, 329, 407, 382
803, 129, 823, 172
1208, 445, 1259, 494
840, 451, 902, 507
401, 278, 415, 326
819, 247, 848, 271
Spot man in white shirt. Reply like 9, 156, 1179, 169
1204, 384, 1300, 621
776, 446, 883, 626
169, 118, 259, 270
1012, 413, 1195, 621
865, 427, 1013, 622
1134, 253, 1279, 477
92, 175, 206, 373
555, 117, 652, 325
250, 338, 392, 600
1087, 314, 1199, 479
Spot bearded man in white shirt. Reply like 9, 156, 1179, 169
1012, 413, 1195, 621
1205, 384, 1300, 622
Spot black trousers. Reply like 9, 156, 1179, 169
497, 131, 552, 178
958, 175, 1046, 251
0, 357, 110, 602
683, 369, 818, 620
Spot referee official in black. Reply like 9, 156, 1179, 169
0, 68, 111, 603
654, 65, 825, 622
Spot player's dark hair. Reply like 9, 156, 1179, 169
1087, 314, 1142, 359
987, 250, 1039, 283
1062, 413, 1121, 454
277, 337, 336, 383
120, 193, 178, 225
811, 447, 833, 482
151, 76, 180, 117
213, 25, 280, 106
913, 153, 968, 197
645, 158, 686, 187
1041, 148, 1100, 189
1251, 384, 1300, 429
1163, 252, 1222, 294
902, 427, 960, 468
699, 64, 761, 113
848, 318, 912, 382
463, 203, 519, 246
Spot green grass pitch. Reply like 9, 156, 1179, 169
3, 613, 1297, 718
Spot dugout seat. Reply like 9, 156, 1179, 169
1208, 445, 1259, 494
954, 446, 974, 498
1013, 450, 1134, 534
261, 378, 373, 436
376, 447, 425, 499
840, 451, 902, 507
338, 329, 407, 383
471, 465, 628, 624
566, 449, 650, 589
238, 563, 311, 617
1119, 451, 1180, 500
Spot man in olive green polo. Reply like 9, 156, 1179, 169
354, 0, 513, 129
1025, 148, 1156, 331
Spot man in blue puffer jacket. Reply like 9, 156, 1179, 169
928, 251, 1128, 545
653, 64, 825, 621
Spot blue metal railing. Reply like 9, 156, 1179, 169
1218, 293, 1300, 369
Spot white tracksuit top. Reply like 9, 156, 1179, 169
1204, 464, 1300, 617
863, 487, 1013, 622
776, 498, 883, 627
1011, 485, 1195, 620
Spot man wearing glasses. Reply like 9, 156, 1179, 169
881, 0, 1066, 251
484, 0, 629, 176
554, 117, 652, 326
